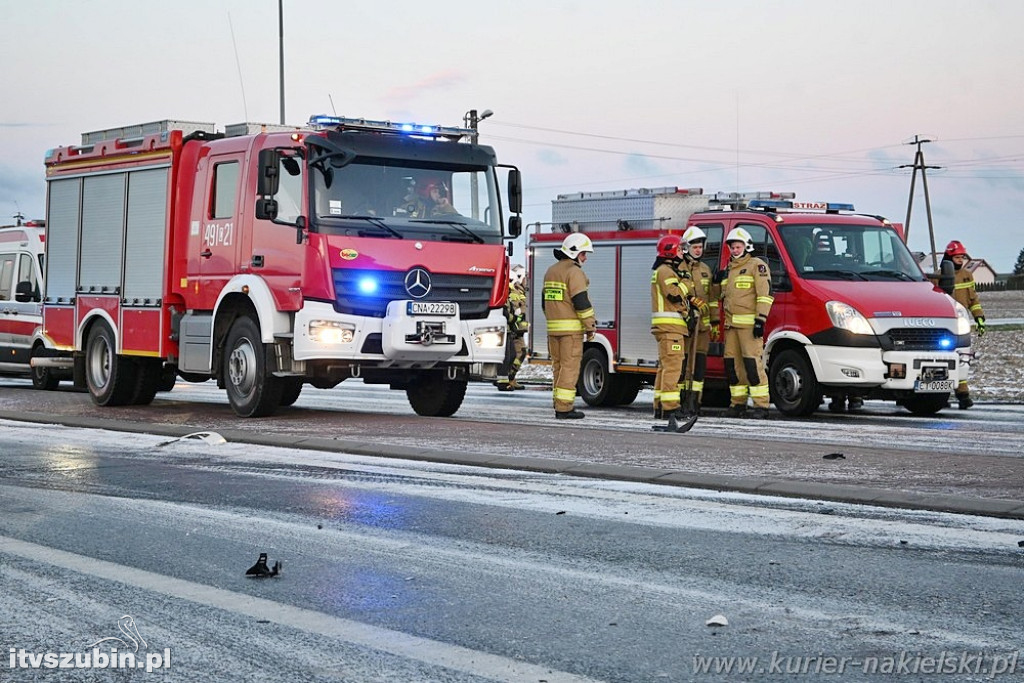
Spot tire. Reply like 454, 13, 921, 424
85, 321, 137, 407
158, 366, 177, 392
406, 373, 467, 417
578, 348, 620, 406
30, 344, 60, 391
615, 375, 643, 406
278, 377, 304, 407
768, 348, 821, 417
223, 316, 282, 417
901, 393, 949, 416
130, 358, 162, 406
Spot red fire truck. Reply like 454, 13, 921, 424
527, 187, 972, 417
38, 116, 522, 417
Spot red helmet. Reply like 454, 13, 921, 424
417, 177, 442, 198
656, 235, 682, 258
944, 240, 968, 258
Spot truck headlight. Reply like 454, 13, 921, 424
825, 301, 873, 335
473, 326, 505, 349
309, 320, 355, 344
952, 300, 973, 336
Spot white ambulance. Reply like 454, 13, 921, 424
0, 221, 68, 388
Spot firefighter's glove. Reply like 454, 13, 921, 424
975, 317, 986, 336
689, 296, 709, 316
709, 324, 721, 343
752, 317, 766, 339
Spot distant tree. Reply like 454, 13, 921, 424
1015, 247, 1024, 276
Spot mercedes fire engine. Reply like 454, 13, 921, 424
527, 187, 973, 417
38, 116, 522, 417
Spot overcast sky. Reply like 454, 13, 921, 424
3, 0, 1023, 271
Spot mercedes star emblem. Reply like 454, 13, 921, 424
404, 268, 432, 299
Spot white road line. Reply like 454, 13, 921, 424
0, 534, 600, 683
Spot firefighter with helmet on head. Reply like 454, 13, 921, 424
720, 227, 774, 418
542, 233, 596, 419
942, 239, 985, 409
496, 264, 529, 391
650, 234, 695, 424
677, 226, 717, 415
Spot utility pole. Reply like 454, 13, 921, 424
464, 108, 493, 220
899, 135, 942, 272
278, 0, 286, 125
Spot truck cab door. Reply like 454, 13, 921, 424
190, 154, 244, 309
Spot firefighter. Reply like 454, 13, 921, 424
650, 235, 692, 421
542, 233, 596, 419
678, 226, 715, 415
943, 239, 986, 409
404, 177, 457, 218
497, 264, 529, 391
720, 227, 774, 418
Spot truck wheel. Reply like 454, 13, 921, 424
901, 393, 949, 416
615, 376, 643, 406
130, 358, 162, 406
30, 344, 60, 390
279, 377, 304, 407
578, 348, 620, 406
406, 373, 467, 417
223, 316, 282, 417
85, 321, 137, 406
769, 348, 821, 417
158, 366, 177, 392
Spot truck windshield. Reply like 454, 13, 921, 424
311, 158, 502, 244
779, 224, 926, 282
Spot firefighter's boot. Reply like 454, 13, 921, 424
723, 404, 747, 418
957, 393, 974, 410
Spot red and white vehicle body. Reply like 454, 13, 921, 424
40, 116, 522, 417
527, 188, 972, 416
0, 221, 70, 389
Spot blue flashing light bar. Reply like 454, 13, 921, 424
307, 115, 474, 140
748, 199, 794, 210
357, 277, 379, 295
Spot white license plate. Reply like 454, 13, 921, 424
408, 301, 457, 316
914, 380, 954, 393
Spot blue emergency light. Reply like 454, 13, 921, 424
358, 277, 379, 295
938, 336, 954, 350
748, 199, 794, 210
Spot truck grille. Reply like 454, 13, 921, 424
884, 328, 955, 351
333, 268, 494, 319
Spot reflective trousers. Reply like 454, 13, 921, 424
724, 326, 769, 408
549, 334, 583, 413
653, 332, 685, 412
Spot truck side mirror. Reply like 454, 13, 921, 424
938, 259, 955, 295
15, 280, 38, 303
507, 215, 522, 239
255, 197, 279, 221
257, 148, 281, 196
507, 168, 522, 214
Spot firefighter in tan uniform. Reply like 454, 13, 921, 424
650, 235, 692, 422
720, 227, 774, 419
943, 240, 986, 409
678, 226, 716, 415
542, 233, 596, 419
497, 265, 529, 391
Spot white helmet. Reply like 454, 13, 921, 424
509, 264, 525, 286
559, 232, 594, 259
725, 227, 754, 252
682, 225, 707, 244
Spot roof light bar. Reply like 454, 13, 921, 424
307, 115, 474, 140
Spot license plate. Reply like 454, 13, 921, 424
914, 380, 954, 393
408, 301, 456, 316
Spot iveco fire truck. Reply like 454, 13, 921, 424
527, 187, 973, 416
38, 115, 522, 417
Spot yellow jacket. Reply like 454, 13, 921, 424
651, 261, 691, 335
722, 253, 773, 327
543, 259, 596, 337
